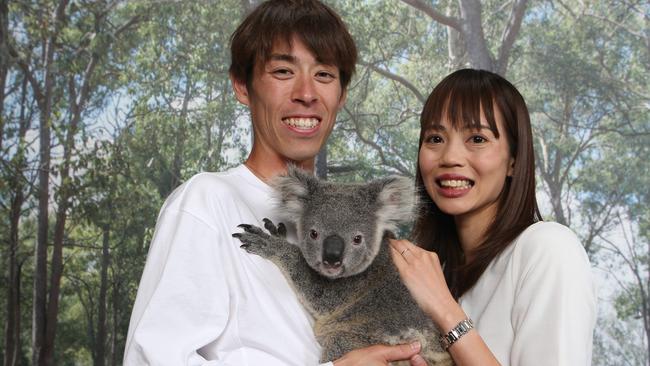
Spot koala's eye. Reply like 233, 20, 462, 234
353, 235, 363, 245
309, 230, 319, 240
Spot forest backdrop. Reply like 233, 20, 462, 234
0, 0, 648, 365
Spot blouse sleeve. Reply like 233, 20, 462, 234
510, 222, 597, 366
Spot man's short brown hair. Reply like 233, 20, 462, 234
230, 0, 357, 89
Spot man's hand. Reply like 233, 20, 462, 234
333, 341, 429, 366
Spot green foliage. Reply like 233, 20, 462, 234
1, 0, 648, 364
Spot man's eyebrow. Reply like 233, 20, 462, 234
268, 53, 335, 68
268, 53, 296, 63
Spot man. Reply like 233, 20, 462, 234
124, 1, 427, 365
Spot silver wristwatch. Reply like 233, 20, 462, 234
440, 318, 474, 350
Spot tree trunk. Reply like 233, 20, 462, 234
32, 2, 70, 364
43, 60, 96, 365
5, 194, 24, 366
4, 76, 29, 366
402, 0, 528, 75
96, 227, 110, 366
446, 2, 465, 71
240, 0, 260, 14
639, 239, 650, 366
548, 182, 567, 226
169, 80, 192, 193
32, 65, 53, 366
110, 275, 119, 366
0, 0, 9, 151
458, 0, 493, 71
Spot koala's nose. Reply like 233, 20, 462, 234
322, 235, 344, 268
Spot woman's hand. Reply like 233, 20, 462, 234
333, 342, 428, 366
389, 238, 466, 332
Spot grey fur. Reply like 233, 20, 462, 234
235, 166, 452, 365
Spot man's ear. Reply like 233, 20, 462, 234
337, 89, 347, 110
231, 74, 250, 106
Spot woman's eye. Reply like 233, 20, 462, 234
309, 230, 319, 239
470, 135, 487, 143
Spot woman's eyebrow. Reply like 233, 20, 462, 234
465, 124, 492, 131
426, 125, 446, 131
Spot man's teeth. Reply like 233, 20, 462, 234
283, 118, 319, 129
440, 179, 472, 188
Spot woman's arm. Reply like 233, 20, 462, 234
389, 239, 501, 366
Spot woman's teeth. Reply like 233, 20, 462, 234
439, 179, 472, 189
283, 117, 319, 129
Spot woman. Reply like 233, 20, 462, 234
389, 69, 596, 365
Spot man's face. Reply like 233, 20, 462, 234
232, 36, 346, 167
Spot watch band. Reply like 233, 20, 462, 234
440, 318, 474, 350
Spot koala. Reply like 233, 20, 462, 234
233, 166, 452, 366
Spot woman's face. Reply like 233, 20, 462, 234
419, 105, 514, 229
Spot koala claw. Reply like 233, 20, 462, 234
237, 223, 270, 237
277, 222, 287, 237
233, 223, 277, 258
262, 218, 287, 238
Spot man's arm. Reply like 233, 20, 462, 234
124, 208, 235, 365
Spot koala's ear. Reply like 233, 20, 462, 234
372, 176, 419, 232
270, 165, 320, 222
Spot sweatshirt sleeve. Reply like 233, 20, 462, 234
123, 206, 237, 365
510, 223, 597, 366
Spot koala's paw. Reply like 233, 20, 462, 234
262, 218, 287, 238
233, 220, 287, 259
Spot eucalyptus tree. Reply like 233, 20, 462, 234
5, 1, 68, 361
5, 0, 144, 363
326, 0, 531, 180
517, 11, 648, 363
123, 0, 247, 198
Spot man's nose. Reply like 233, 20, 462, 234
291, 74, 318, 104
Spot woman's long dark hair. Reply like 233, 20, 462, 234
412, 69, 542, 299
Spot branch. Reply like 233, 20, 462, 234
343, 106, 412, 176
358, 60, 426, 103
496, 0, 528, 75
400, 0, 461, 30
586, 12, 648, 42
113, 14, 144, 37
6, 42, 44, 103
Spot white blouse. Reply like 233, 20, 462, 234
459, 221, 597, 365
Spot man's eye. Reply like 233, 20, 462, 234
273, 68, 293, 77
315, 71, 336, 81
